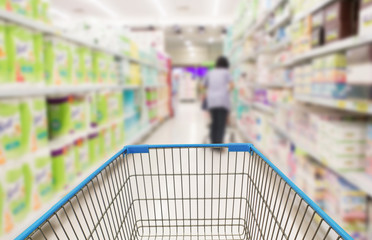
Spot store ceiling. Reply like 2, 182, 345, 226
51, 0, 240, 26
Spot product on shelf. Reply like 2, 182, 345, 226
47, 96, 71, 139
347, 45, 372, 84
93, 52, 108, 84
324, 0, 358, 43
0, 20, 8, 85
111, 121, 124, 150
7, 25, 37, 85
366, 123, 372, 176
0, 100, 22, 164
0, 160, 28, 235
87, 129, 99, 164
44, 38, 72, 86
79, 47, 94, 84
359, 0, 372, 36
33, 32, 44, 82
98, 127, 111, 158
74, 137, 89, 175
23, 148, 53, 212
107, 91, 124, 120
96, 91, 109, 126
20, 97, 48, 153
70, 95, 88, 133
50, 140, 75, 191
311, 10, 325, 48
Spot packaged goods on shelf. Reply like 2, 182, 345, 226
87, 93, 97, 126
93, 52, 109, 84
73, 136, 89, 175
96, 91, 109, 126
47, 97, 71, 139
98, 127, 111, 159
50, 139, 75, 191
0, 21, 8, 85
0, 160, 28, 235
324, 0, 358, 43
81, 48, 94, 84
7, 25, 38, 85
0, 100, 22, 163
290, 18, 312, 56
366, 123, 372, 176
347, 45, 372, 84
111, 121, 124, 150
311, 10, 325, 47
359, 0, 372, 36
20, 97, 48, 153
3, 0, 33, 17
44, 38, 72, 86
70, 95, 88, 133
87, 129, 99, 164
108, 91, 124, 120
23, 148, 53, 211
326, 172, 368, 240
33, 0, 50, 23
33, 33, 44, 81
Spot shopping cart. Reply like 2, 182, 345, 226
16, 144, 352, 240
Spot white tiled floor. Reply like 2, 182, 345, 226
143, 102, 209, 145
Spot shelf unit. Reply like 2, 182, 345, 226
266, 11, 291, 35
291, 0, 338, 22
2, 119, 163, 240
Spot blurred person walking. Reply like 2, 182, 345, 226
203, 56, 233, 144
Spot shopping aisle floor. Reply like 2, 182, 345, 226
143, 102, 209, 144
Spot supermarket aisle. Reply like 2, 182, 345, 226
143, 102, 209, 144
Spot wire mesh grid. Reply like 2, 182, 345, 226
19, 145, 350, 240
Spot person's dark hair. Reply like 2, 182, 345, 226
215, 56, 229, 69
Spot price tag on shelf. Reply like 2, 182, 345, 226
337, 100, 346, 109
355, 101, 369, 113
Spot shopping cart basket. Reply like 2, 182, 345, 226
16, 144, 352, 240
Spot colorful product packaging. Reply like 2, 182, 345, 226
0, 160, 28, 235
70, 95, 87, 133
51, 140, 75, 191
93, 52, 108, 84
71, 45, 83, 85
44, 38, 72, 85
0, 100, 22, 164
33, 32, 44, 83
108, 91, 124, 119
87, 130, 99, 164
0, 20, 9, 85
74, 137, 89, 175
79, 47, 93, 84
20, 97, 48, 153
97, 92, 108, 126
23, 149, 53, 212
6, 25, 37, 85
87, 93, 97, 126
47, 97, 71, 139
98, 127, 111, 158
7, 0, 33, 17
111, 121, 124, 150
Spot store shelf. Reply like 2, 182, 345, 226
244, 0, 288, 39
292, 0, 337, 22
0, 84, 144, 98
266, 11, 291, 35
253, 102, 275, 114
255, 82, 293, 88
259, 40, 290, 54
285, 34, 372, 67
123, 84, 142, 90
295, 95, 372, 115
271, 123, 372, 197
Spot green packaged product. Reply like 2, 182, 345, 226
111, 121, 124, 150
71, 45, 83, 85
7, 0, 33, 17
22, 149, 53, 213
0, 161, 28, 235
98, 127, 111, 158
97, 92, 108, 125
51, 141, 75, 191
87, 93, 97, 126
0, 100, 22, 164
74, 137, 89, 174
47, 97, 71, 139
0, 21, 9, 85
44, 38, 72, 85
79, 47, 93, 84
6, 25, 37, 84
20, 97, 48, 153
33, 33, 44, 83
108, 91, 124, 119
88, 131, 99, 164
93, 52, 109, 84
70, 95, 87, 133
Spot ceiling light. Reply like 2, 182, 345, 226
213, 0, 221, 16
151, 0, 167, 17
50, 8, 69, 20
87, 0, 119, 18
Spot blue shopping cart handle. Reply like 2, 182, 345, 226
125, 143, 253, 154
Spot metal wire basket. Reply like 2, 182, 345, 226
16, 144, 352, 240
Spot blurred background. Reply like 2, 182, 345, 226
1, 0, 372, 239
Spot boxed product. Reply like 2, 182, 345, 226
6, 25, 37, 84
0, 100, 22, 164
107, 57, 118, 84
47, 97, 71, 139
51, 140, 75, 191
359, 2, 372, 36
87, 130, 99, 164
0, 20, 9, 85
6, 0, 33, 17
32, 0, 50, 23
33, 32, 44, 82
111, 121, 124, 149
20, 97, 48, 153
44, 38, 72, 85
93, 52, 109, 84
0, 160, 28, 235
96, 92, 109, 125
71, 45, 84, 85
87, 93, 97, 126
108, 91, 124, 119
22, 149, 53, 212
80, 47, 93, 83
74, 137, 89, 174
98, 127, 111, 158
70, 95, 87, 133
